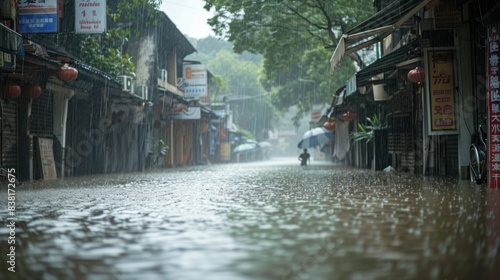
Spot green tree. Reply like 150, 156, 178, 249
76, 28, 135, 77
60, 0, 163, 77
203, 0, 374, 125
207, 50, 275, 138
209, 75, 229, 103
207, 50, 263, 96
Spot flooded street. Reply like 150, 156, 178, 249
1, 158, 500, 279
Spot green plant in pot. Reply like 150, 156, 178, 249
153, 139, 168, 166
350, 114, 387, 144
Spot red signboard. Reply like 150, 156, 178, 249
487, 26, 500, 188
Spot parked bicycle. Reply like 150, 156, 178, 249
469, 118, 487, 184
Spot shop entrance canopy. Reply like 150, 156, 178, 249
330, 0, 432, 73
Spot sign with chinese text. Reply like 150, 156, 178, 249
75, 0, 106, 34
18, 0, 58, 33
427, 50, 457, 134
487, 25, 500, 188
183, 64, 208, 98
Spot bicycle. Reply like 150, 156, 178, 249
469, 119, 487, 184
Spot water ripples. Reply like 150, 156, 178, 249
1, 158, 499, 279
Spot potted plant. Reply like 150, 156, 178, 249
350, 114, 388, 170
152, 139, 168, 167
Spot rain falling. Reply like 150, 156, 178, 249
1, 0, 500, 279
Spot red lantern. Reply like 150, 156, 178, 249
1, 82, 21, 100
407, 66, 425, 84
25, 83, 43, 99
56, 64, 78, 82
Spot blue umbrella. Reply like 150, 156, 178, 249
233, 143, 258, 153
258, 141, 273, 149
297, 127, 334, 149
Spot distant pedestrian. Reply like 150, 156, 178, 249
298, 149, 310, 166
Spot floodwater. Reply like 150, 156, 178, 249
1, 157, 500, 280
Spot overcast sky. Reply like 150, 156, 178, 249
159, 0, 214, 39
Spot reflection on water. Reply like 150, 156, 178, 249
1, 158, 499, 279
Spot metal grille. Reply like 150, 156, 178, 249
1, 100, 18, 168
30, 91, 53, 136
444, 135, 459, 177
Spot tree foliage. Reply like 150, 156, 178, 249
203, 0, 374, 124
186, 36, 276, 139
64, 0, 164, 77
76, 29, 135, 77
206, 49, 275, 139
208, 75, 229, 103
108, 0, 164, 36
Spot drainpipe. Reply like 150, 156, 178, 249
27, 100, 33, 181
170, 120, 174, 166
60, 91, 71, 178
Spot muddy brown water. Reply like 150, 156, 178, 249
1, 158, 499, 279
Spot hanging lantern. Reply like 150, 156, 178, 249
56, 63, 78, 82
407, 66, 425, 84
1, 82, 21, 100
24, 83, 43, 99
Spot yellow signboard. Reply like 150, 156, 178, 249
220, 143, 231, 161
427, 50, 457, 133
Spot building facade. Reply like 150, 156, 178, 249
329, 0, 500, 181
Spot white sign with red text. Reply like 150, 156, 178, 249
75, 0, 106, 34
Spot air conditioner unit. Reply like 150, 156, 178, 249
160, 69, 168, 83
118, 75, 133, 91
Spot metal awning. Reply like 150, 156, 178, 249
159, 88, 189, 105
201, 106, 220, 119
355, 43, 416, 87
330, 0, 432, 73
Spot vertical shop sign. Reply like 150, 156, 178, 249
427, 49, 457, 134
487, 26, 500, 188
75, 0, 106, 34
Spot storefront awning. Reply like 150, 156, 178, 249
159, 88, 189, 105
330, 0, 432, 73
355, 43, 416, 87
201, 106, 220, 119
